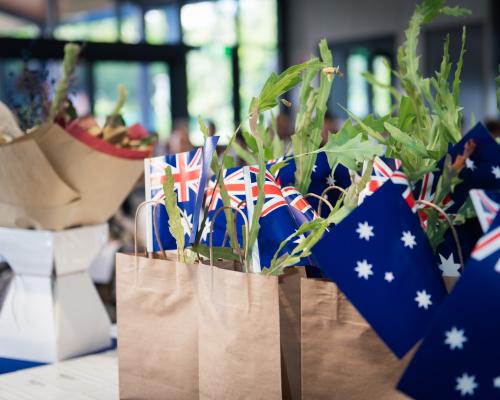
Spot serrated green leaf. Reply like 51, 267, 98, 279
384, 122, 429, 157
320, 132, 385, 173
163, 166, 186, 260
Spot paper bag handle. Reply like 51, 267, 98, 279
209, 206, 250, 272
416, 199, 464, 268
318, 185, 347, 215
303, 192, 334, 215
134, 200, 166, 259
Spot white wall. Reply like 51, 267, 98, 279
285, 0, 497, 118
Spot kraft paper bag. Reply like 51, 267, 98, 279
0, 123, 144, 230
116, 252, 200, 400
197, 263, 282, 400
279, 267, 306, 400
301, 278, 411, 400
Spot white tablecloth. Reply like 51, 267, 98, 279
0, 351, 118, 399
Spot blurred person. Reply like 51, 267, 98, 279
168, 118, 192, 153
207, 120, 217, 137
486, 119, 500, 139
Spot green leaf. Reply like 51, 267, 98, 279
163, 166, 186, 260
193, 244, 241, 262
440, 6, 472, 17
320, 130, 385, 172
384, 122, 429, 157
198, 116, 210, 139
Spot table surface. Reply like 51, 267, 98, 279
0, 351, 118, 400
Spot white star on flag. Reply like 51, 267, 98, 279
293, 233, 306, 245
355, 259, 373, 280
401, 230, 417, 249
455, 373, 478, 396
465, 158, 476, 171
492, 165, 500, 179
326, 174, 335, 186
356, 221, 374, 241
312, 164, 317, 173
493, 376, 500, 389
200, 217, 211, 242
444, 327, 468, 350
415, 290, 432, 309
180, 210, 193, 236
438, 253, 461, 277
384, 272, 395, 283
496, 259, 500, 274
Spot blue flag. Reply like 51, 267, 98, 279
398, 213, 500, 399
414, 123, 500, 215
274, 151, 351, 216
144, 137, 218, 251
311, 180, 447, 357
203, 166, 299, 268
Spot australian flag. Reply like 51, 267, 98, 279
469, 189, 500, 233
359, 156, 416, 210
397, 213, 500, 399
415, 123, 500, 216
144, 137, 217, 252
203, 166, 299, 269
311, 180, 447, 357
274, 151, 351, 217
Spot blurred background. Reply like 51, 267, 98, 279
0, 0, 498, 148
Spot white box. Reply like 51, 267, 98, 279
0, 224, 112, 362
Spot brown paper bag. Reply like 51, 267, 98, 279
197, 262, 282, 400
0, 123, 144, 229
301, 278, 412, 400
116, 252, 200, 400
279, 267, 305, 400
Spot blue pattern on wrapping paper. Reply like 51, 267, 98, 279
398, 214, 500, 399
203, 166, 301, 268
274, 152, 351, 217
311, 181, 447, 358
413, 123, 500, 214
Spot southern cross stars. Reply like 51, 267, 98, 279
355, 259, 373, 280
401, 230, 417, 249
438, 253, 461, 277
492, 165, 500, 179
444, 327, 468, 350
384, 272, 395, 282
415, 290, 432, 309
465, 158, 476, 171
455, 373, 478, 396
494, 376, 500, 389
356, 221, 374, 241
326, 174, 335, 186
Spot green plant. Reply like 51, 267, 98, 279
47, 43, 80, 122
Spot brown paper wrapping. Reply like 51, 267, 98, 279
0, 123, 144, 229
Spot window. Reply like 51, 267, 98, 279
181, 0, 278, 144
329, 37, 394, 119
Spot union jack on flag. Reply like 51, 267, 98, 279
471, 224, 500, 261
469, 189, 500, 233
281, 186, 319, 225
205, 166, 287, 217
147, 148, 203, 204
359, 156, 416, 211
